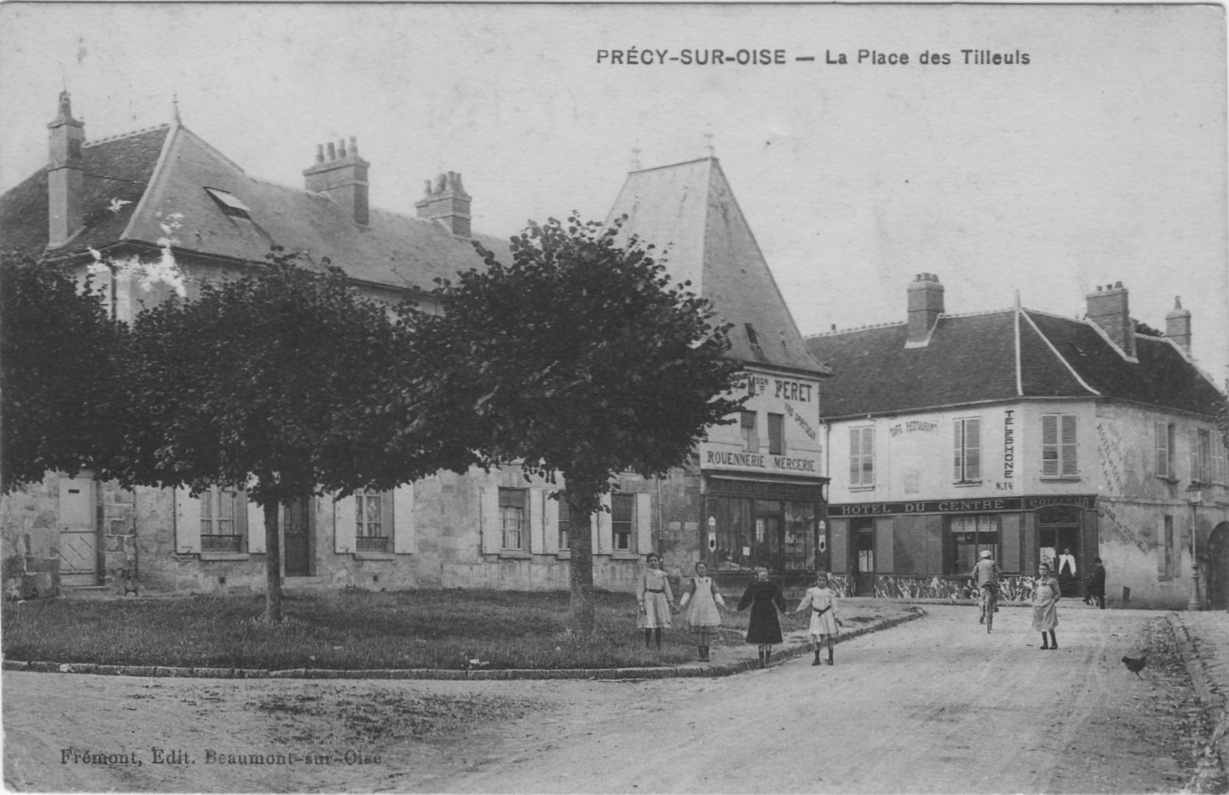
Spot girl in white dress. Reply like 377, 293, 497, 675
791, 571, 843, 666
636, 553, 675, 650
678, 561, 726, 662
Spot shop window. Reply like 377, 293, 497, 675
1041, 414, 1078, 477
768, 413, 785, 456
784, 501, 816, 572
1155, 421, 1174, 479
612, 493, 634, 551
499, 488, 528, 551
709, 496, 754, 571
953, 417, 982, 483
740, 411, 758, 452
850, 427, 875, 487
200, 487, 245, 552
949, 514, 1000, 575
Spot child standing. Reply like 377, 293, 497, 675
636, 553, 674, 650
791, 571, 843, 666
1032, 562, 1061, 650
678, 561, 726, 662
737, 565, 787, 668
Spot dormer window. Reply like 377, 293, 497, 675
204, 187, 251, 219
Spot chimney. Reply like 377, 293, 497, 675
1165, 296, 1192, 353
47, 91, 85, 248
1086, 281, 1136, 358
906, 272, 945, 346
415, 172, 471, 237
303, 136, 369, 226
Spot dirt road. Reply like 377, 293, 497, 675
4, 604, 1218, 793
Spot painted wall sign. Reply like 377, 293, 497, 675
829, 494, 1096, 517
889, 420, 938, 437
1003, 409, 1015, 480
699, 443, 822, 475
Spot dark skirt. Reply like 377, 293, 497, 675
739, 580, 786, 644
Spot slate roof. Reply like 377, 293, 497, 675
806, 307, 1224, 419
606, 158, 829, 376
0, 122, 505, 292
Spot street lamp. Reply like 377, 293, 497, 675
1186, 484, 1203, 612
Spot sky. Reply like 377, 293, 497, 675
2, 3, 1226, 382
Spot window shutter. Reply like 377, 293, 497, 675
1042, 415, 1058, 476
529, 489, 545, 553
544, 494, 560, 554
1190, 428, 1200, 483
234, 491, 249, 550
247, 497, 267, 554
1060, 415, 1077, 476
392, 485, 414, 554
862, 428, 875, 485
967, 419, 981, 481
1156, 422, 1169, 478
334, 494, 356, 553
636, 492, 652, 554
175, 489, 201, 554
953, 421, 963, 481
481, 486, 501, 555
850, 428, 861, 486
593, 493, 611, 554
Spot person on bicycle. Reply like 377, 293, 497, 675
970, 549, 1002, 626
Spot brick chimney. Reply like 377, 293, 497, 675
1165, 296, 1192, 353
1086, 281, 1136, 358
906, 272, 945, 346
47, 91, 85, 248
303, 137, 369, 226
415, 172, 471, 237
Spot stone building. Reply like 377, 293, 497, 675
0, 93, 829, 597
805, 273, 1229, 610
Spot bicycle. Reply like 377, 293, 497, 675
978, 584, 998, 633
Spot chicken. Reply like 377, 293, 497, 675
1121, 655, 1147, 678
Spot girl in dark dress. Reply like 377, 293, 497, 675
737, 565, 787, 668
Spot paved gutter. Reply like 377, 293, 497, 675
1168, 612, 1229, 792
1, 606, 926, 681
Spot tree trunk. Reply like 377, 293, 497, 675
263, 500, 282, 623
566, 490, 596, 634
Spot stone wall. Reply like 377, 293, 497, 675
0, 473, 62, 599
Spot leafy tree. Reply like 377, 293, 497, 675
0, 253, 125, 492
416, 214, 745, 632
116, 249, 474, 622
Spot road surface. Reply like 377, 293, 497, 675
3, 604, 1217, 793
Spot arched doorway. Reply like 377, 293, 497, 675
1207, 522, 1229, 610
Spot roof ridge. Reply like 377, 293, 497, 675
83, 124, 171, 148
805, 320, 906, 338
1022, 307, 1082, 322
628, 156, 715, 176
942, 307, 1014, 319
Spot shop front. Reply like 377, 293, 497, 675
826, 494, 1099, 600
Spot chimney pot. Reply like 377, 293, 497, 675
315, 144, 324, 164
349, 136, 357, 156
906, 272, 945, 346
1086, 281, 1136, 357
326, 142, 336, 160
46, 90, 85, 248
303, 134, 370, 226
415, 170, 472, 237
1165, 295, 1192, 353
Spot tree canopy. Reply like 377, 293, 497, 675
416, 214, 746, 630
1, 252, 125, 492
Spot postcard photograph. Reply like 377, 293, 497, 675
1, 3, 1228, 793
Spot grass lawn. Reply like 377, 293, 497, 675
2, 588, 825, 671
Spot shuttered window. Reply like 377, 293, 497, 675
850, 427, 874, 487
499, 488, 528, 551
200, 487, 246, 552
953, 418, 982, 482
1155, 421, 1173, 479
1042, 414, 1078, 477
612, 493, 634, 551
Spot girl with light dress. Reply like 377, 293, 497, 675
636, 553, 675, 650
678, 561, 726, 662
1032, 562, 1061, 650
790, 571, 844, 666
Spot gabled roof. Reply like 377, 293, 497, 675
606, 158, 828, 377
0, 122, 505, 293
806, 307, 1223, 419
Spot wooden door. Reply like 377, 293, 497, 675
283, 497, 312, 577
58, 474, 99, 587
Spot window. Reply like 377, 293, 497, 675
768, 413, 785, 456
1160, 515, 1175, 578
499, 488, 528, 551
850, 427, 875, 487
740, 411, 759, 452
612, 493, 634, 551
949, 514, 1000, 574
1192, 429, 1213, 484
1214, 437, 1228, 485
1041, 414, 1078, 477
557, 496, 571, 550
355, 490, 391, 552
200, 487, 244, 552
204, 187, 252, 219
1156, 421, 1174, 479
953, 418, 982, 482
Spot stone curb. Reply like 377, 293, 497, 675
1, 608, 927, 682
1166, 614, 1229, 790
